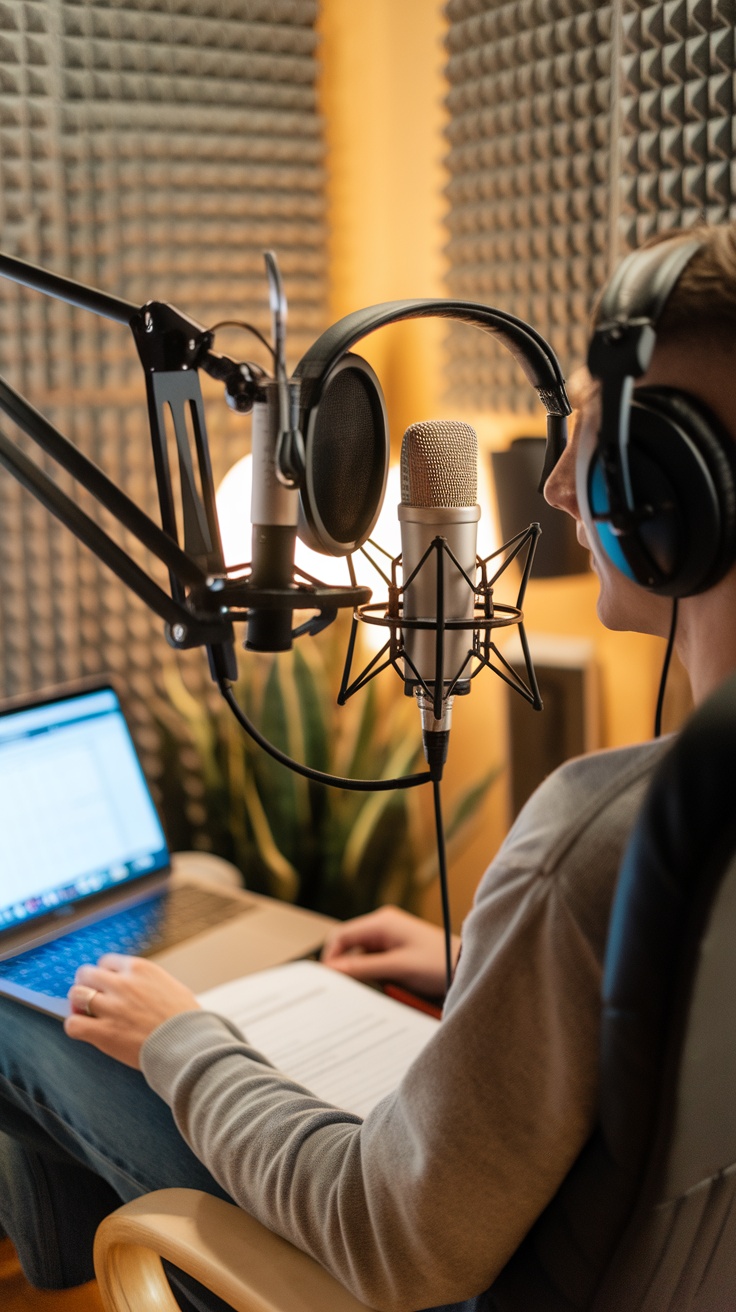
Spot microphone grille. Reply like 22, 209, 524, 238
400, 419, 478, 507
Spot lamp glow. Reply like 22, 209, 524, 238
216, 456, 496, 651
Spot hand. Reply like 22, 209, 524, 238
64, 955, 201, 1069
321, 905, 461, 998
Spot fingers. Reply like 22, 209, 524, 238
62, 1005, 141, 1069
68, 964, 117, 1021
67, 982, 105, 1016
73, 954, 150, 991
327, 949, 405, 983
321, 906, 407, 963
96, 952, 135, 972
64, 986, 114, 1038
323, 907, 455, 997
73, 962, 115, 991
321, 922, 392, 963
68, 955, 151, 1021
64, 1009, 99, 1041
63, 956, 199, 1070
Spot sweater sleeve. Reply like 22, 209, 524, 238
141, 739, 668, 1312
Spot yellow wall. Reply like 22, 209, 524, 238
317, 0, 674, 927
317, 0, 447, 438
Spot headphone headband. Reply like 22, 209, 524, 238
294, 297, 571, 415
597, 236, 705, 332
292, 298, 572, 555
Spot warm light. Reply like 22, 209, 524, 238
216, 457, 404, 589
215, 457, 496, 650
216, 457, 495, 575
217, 453, 349, 586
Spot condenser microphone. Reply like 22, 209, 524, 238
399, 419, 480, 770
246, 380, 300, 651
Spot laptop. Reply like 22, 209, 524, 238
0, 680, 331, 1018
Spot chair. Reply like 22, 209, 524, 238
93, 671, 736, 1312
93, 1189, 372, 1312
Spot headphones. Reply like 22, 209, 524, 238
291, 299, 572, 556
584, 235, 736, 598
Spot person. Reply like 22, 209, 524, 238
2, 222, 736, 1312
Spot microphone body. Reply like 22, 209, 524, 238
399, 420, 480, 769
247, 381, 299, 651
399, 503, 479, 692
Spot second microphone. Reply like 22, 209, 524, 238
399, 418, 480, 764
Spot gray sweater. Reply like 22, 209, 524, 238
142, 738, 669, 1312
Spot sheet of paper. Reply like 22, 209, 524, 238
198, 959, 439, 1119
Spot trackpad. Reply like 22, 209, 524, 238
154, 905, 328, 992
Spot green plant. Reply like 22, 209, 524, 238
154, 627, 501, 920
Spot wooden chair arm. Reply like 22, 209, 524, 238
93, 1189, 377, 1312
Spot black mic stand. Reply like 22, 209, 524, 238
0, 251, 370, 690
0, 249, 434, 802
0, 248, 544, 754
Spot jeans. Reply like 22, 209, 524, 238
0, 994, 232, 1306
0, 995, 490, 1312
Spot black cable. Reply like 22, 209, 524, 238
432, 776, 454, 997
206, 319, 276, 360
654, 598, 678, 739
219, 680, 432, 793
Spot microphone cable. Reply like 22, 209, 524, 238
432, 776, 454, 997
206, 319, 275, 360
654, 598, 678, 739
220, 676, 456, 994
218, 679, 434, 792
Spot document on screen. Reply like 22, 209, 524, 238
197, 959, 440, 1119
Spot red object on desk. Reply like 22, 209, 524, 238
384, 984, 443, 1019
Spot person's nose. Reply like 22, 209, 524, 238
543, 429, 579, 519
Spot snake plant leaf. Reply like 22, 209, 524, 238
162, 665, 222, 795
341, 732, 424, 884
292, 647, 330, 775
256, 656, 290, 750
329, 675, 377, 780
241, 767, 299, 902
252, 657, 309, 861
271, 653, 313, 828
225, 709, 251, 860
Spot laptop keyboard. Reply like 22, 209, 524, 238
0, 883, 253, 1000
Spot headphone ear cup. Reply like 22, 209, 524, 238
590, 387, 736, 597
297, 353, 389, 557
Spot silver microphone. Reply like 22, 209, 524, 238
399, 419, 480, 769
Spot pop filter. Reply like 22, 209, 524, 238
296, 353, 388, 557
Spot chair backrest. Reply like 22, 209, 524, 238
488, 670, 736, 1312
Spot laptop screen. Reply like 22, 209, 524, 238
0, 685, 169, 933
